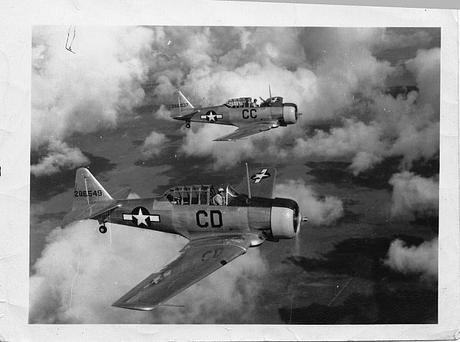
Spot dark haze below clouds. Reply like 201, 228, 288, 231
30, 26, 439, 324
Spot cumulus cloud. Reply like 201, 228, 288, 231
141, 130, 169, 157
292, 46, 439, 175
275, 179, 343, 225
153, 104, 175, 121
32, 26, 154, 149
389, 171, 439, 218
384, 238, 437, 280
406, 47, 440, 110
349, 151, 384, 176
31, 139, 89, 177
293, 119, 387, 162
30, 221, 267, 323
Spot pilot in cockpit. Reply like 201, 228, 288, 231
212, 187, 226, 206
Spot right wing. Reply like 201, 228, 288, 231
214, 123, 276, 141
112, 234, 255, 310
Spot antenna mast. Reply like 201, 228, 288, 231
245, 162, 252, 199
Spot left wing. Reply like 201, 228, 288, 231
112, 234, 255, 310
214, 123, 276, 141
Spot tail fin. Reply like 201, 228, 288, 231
72, 168, 112, 211
245, 164, 277, 199
167, 89, 195, 117
177, 90, 194, 109
62, 168, 117, 226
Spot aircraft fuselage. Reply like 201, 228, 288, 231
174, 102, 298, 127
98, 196, 299, 244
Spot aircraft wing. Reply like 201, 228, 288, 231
112, 234, 254, 311
214, 123, 276, 141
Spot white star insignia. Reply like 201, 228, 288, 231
133, 208, 149, 226
207, 112, 216, 122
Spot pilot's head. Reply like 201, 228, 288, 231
218, 187, 225, 194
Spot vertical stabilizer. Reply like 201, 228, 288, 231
72, 168, 112, 211
245, 166, 277, 199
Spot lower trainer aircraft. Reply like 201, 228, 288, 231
169, 89, 301, 141
63, 166, 304, 311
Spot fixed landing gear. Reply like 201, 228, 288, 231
185, 122, 191, 128
98, 223, 107, 234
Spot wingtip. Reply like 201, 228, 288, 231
112, 300, 158, 311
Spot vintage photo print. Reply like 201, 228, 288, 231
30, 25, 441, 325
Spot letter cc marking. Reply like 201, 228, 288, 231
242, 108, 257, 119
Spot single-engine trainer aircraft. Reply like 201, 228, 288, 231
168, 89, 301, 141
63, 166, 305, 311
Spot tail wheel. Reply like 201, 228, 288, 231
185, 122, 191, 128
99, 225, 107, 234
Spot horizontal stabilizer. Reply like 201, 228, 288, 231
172, 110, 199, 121
112, 187, 131, 200
62, 200, 119, 227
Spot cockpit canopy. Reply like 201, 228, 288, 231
224, 96, 284, 108
164, 185, 212, 205
225, 97, 255, 108
163, 184, 243, 206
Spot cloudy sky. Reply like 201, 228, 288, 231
30, 26, 439, 324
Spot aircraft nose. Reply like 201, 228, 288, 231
283, 103, 298, 122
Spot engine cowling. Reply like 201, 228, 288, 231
269, 198, 301, 240
280, 103, 297, 125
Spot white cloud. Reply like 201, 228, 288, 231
31, 139, 89, 177
275, 179, 343, 226
389, 171, 438, 218
349, 151, 383, 176
32, 26, 154, 149
153, 104, 175, 121
384, 238, 437, 280
406, 48, 440, 110
141, 130, 169, 157
293, 119, 386, 162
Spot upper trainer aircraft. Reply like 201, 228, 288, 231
63, 166, 305, 311
169, 89, 301, 141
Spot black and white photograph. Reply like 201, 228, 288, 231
0, 0, 459, 340
29, 25, 441, 324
